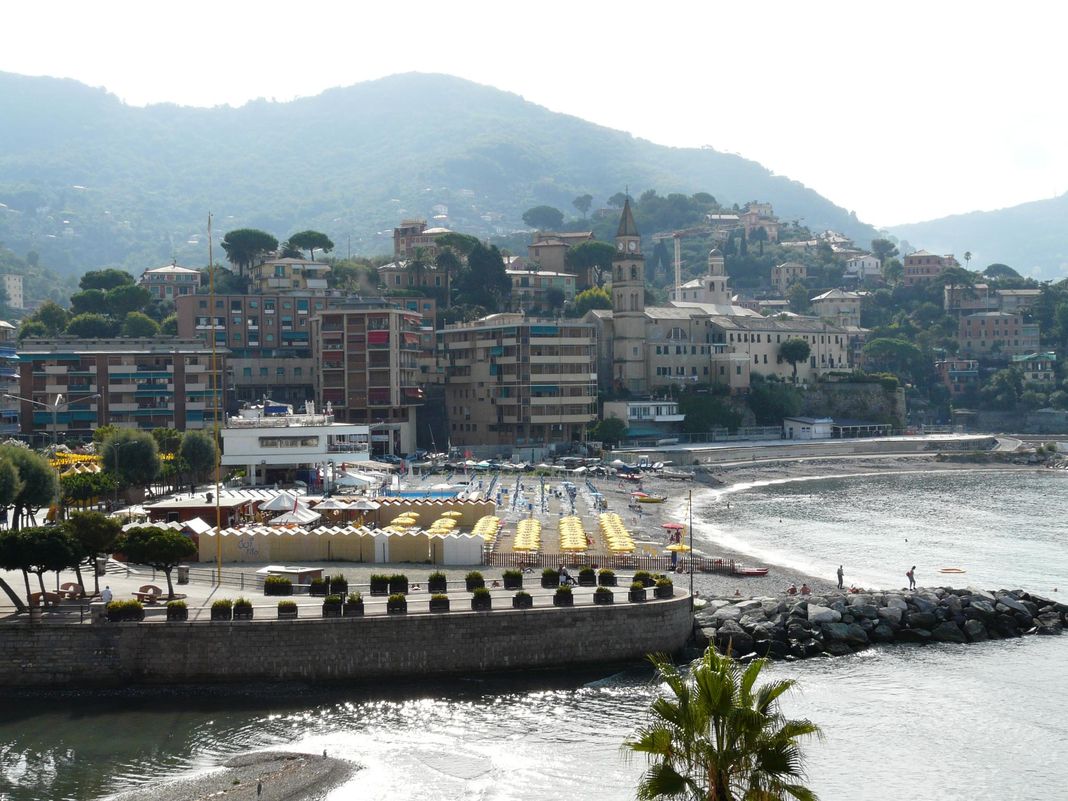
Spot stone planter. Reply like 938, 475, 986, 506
322, 603, 342, 619
387, 598, 408, 615
166, 606, 188, 622
427, 577, 448, 594
503, 574, 523, 590
465, 576, 485, 592
211, 606, 233, 621
553, 592, 574, 608
471, 596, 492, 612
593, 590, 614, 605
388, 579, 409, 596
578, 573, 597, 587
329, 580, 348, 596
343, 601, 364, 617
512, 593, 533, 610
541, 573, 559, 589
636, 575, 655, 588
654, 584, 674, 599
629, 588, 647, 603
369, 577, 389, 596
309, 582, 328, 597
277, 606, 298, 620
598, 573, 617, 587
429, 597, 450, 613
233, 606, 254, 621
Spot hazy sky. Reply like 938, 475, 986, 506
3, 1, 1064, 227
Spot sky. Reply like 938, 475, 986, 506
3, 0, 1065, 228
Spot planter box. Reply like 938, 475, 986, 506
471, 597, 492, 612
277, 607, 298, 620
343, 602, 364, 617
512, 594, 533, 610
369, 579, 390, 596
322, 604, 342, 619
541, 575, 559, 589
629, 588, 647, 603
427, 578, 448, 594
637, 576, 655, 588
309, 584, 328, 597
109, 609, 144, 623
593, 592, 614, 605
598, 574, 617, 587
465, 577, 485, 592
654, 585, 674, 599
578, 574, 597, 587
166, 607, 188, 622
503, 575, 523, 590
233, 607, 254, 621
429, 598, 450, 613
553, 593, 574, 608
211, 607, 233, 621
329, 581, 348, 596
387, 599, 408, 615
389, 580, 409, 596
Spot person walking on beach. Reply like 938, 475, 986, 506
837, 565, 844, 590
907, 566, 916, 590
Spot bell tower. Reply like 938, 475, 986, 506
611, 197, 647, 393
705, 247, 731, 306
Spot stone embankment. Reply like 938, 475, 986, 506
694, 587, 1067, 659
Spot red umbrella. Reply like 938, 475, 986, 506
661, 522, 685, 530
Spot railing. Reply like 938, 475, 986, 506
182, 566, 266, 590
485, 551, 735, 574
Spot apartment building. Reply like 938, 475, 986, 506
377, 260, 451, 295
772, 262, 806, 295
845, 254, 882, 281
507, 269, 576, 308
957, 312, 1040, 359
527, 231, 594, 275
16, 338, 224, 440
811, 289, 862, 327
249, 257, 330, 294
903, 251, 959, 287
739, 202, 780, 242
0, 321, 18, 434
935, 358, 980, 396
309, 302, 424, 456
601, 399, 684, 440
438, 313, 597, 448
138, 263, 200, 300
393, 219, 452, 259
1012, 351, 1057, 383
1, 274, 25, 309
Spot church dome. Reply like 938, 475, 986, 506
708, 248, 723, 257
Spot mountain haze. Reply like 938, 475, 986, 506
889, 192, 1068, 281
0, 71, 879, 276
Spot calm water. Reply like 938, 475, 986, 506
2, 470, 1066, 801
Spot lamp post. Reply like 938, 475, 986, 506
3, 392, 101, 449
109, 439, 142, 521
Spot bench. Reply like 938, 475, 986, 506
29, 591, 62, 608
133, 584, 163, 604
58, 582, 85, 600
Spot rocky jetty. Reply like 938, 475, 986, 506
693, 587, 1067, 660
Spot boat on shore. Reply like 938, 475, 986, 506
635, 494, 667, 504
734, 566, 769, 577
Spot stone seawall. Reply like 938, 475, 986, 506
0, 595, 693, 689
694, 587, 1066, 659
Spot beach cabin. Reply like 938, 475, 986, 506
783, 416, 833, 440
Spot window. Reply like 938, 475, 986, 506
242, 367, 252, 377
294, 367, 302, 377
276, 367, 285, 376
259, 367, 268, 377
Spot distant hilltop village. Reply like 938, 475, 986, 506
5, 192, 1067, 455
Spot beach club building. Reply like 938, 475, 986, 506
783, 416, 833, 440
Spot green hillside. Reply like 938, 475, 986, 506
0, 71, 878, 276
889, 192, 1068, 281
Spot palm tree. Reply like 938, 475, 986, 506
625, 648, 822, 801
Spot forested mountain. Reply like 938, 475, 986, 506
0, 71, 880, 277
889, 192, 1068, 281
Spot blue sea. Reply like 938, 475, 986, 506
1, 469, 1064, 801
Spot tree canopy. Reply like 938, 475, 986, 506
80, 268, 135, 292
118, 526, 196, 599
221, 229, 278, 276
65, 312, 116, 338
778, 338, 811, 381
572, 194, 593, 218
121, 311, 160, 337
0, 446, 57, 531
589, 416, 627, 448
64, 511, 122, 594
522, 205, 564, 230
101, 430, 161, 488
454, 242, 510, 308
287, 230, 335, 260
565, 241, 615, 287
572, 286, 612, 316
180, 430, 218, 483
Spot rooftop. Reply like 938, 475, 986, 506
18, 337, 222, 356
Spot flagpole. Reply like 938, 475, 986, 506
688, 489, 694, 613
209, 211, 222, 584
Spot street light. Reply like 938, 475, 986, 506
3, 392, 101, 449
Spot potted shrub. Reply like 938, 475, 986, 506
166, 599, 188, 621
329, 574, 348, 595
263, 575, 293, 596
654, 577, 674, 599
428, 571, 448, 594
628, 582, 647, 603
211, 599, 233, 621
471, 586, 492, 611
429, 593, 450, 613
322, 594, 343, 618
553, 585, 574, 607
465, 571, 485, 591
633, 571, 655, 588
541, 568, 560, 589
388, 574, 409, 595
578, 567, 597, 587
369, 574, 390, 596
277, 600, 298, 620
593, 586, 614, 605
597, 569, 617, 587
233, 597, 254, 620
387, 593, 408, 614
503, 569, 523, 590
309, 577, 328, 597
344, 592, 364, 617
512, 590, 533, 610
107, 599, 144, 622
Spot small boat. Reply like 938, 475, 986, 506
939, 567, 967, 574
734, 567, 769, 577
636, 495, 667, 504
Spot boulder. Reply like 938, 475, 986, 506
884, 595, 909, 610
966, 587, 996, 603
822, 622, 869, 645
910, 595, 939, 614
823, 642, 854, 657
963, 619, 988, 642
897, 628, 932, 644
801, 639, 824, 658
761, 599, 786, 616
750, 621, 786, 642
786, 622, 811, 641
695, 627, 717, 647
735, 599, 765, 613
807, 604, 841, 624
871, 623, 896, 643
712, 604, 742, 622
992, 615, 1020, 637
1012, 612, 1035, 630
995, 595, 1030, 615
1036, 613, 1063, 635
907, 611, 939, 630
754, 640, 789, 659
714, 620, 755, 656
850, 603, 879, 620
704, 598, 734, 613
931, 621, 966, 643
847, 594, 875, 607
877, 607, 903, 626
968, 599, 996, 618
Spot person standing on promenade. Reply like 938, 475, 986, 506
837, 565, 844, 589
907, 566, 916, 590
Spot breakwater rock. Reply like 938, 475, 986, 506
693, 587, 1067, 660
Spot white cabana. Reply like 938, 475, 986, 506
348, 498, 381, 511
438, 532, 485, 565
260, 491, 302, 511
270, 505, 321, 525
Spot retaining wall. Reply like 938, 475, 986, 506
0, 595, 693, 689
